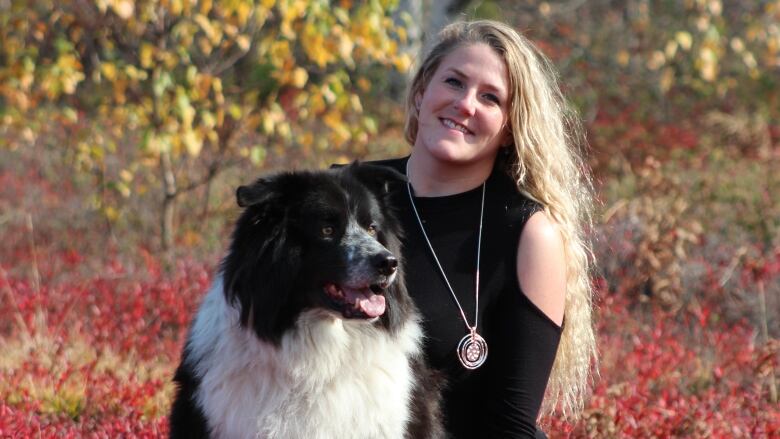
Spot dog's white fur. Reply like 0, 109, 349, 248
186, 276, 424, 439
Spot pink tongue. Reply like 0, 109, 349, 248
358, 294, 386, 317
343, 288, 386, 317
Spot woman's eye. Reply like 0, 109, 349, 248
483, 93, 500, 104
444, 77, 462, 87
321, 226, 334, 236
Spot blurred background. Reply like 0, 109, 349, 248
1, 0, 778, 436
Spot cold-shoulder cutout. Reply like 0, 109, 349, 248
516, 211, 566, 328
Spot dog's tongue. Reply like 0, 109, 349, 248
343, 287, 386, 317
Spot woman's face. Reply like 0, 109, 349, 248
414, 43, 511, 169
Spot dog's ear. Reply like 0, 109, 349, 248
224, 174, 301, 345
345, 161, 408, 196
236, 178, 274, 208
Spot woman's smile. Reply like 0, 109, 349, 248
440, 118, 473, 135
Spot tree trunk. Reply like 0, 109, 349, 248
394, 0, 423, 94
161, 149, 177, 252
424, 0, 470, 50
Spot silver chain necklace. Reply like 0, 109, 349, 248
406, 161, 488, 370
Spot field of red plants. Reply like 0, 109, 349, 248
2, 117, 779, 438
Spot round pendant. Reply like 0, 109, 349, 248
457, 332, 488, 370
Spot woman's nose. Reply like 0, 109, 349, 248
453, 89, 477, 116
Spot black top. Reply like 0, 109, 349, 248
373, 156, 562, 438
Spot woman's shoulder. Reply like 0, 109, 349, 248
516, 210, 566, 327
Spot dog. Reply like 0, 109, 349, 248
169, 163, 442, 438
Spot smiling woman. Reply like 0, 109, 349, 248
371, 19, 597, 438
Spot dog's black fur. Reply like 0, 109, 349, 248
169, 163, 443, 438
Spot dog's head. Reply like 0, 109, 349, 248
221, 162, 413, 344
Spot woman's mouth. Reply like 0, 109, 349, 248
440, 118, 472, 135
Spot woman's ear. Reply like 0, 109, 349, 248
414, 93, 422, 111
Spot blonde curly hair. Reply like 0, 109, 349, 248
404, 20, 597, 421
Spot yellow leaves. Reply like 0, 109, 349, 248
182, 129, 203, 156
103, 206, 120, 222
323, 110, 350, 145
199, 0, 213, 15
356, 77, 371, 92
124, 65, 147, 81
291, 67, 308, 88
308, 89, 326, 114
260, 104, 287, 135
336, 29, 355, 66
659, 67, 675, 93
616, 50, 631, 67
646, 50, 666, 70
234, 2, 254, 27
39, 53, 85, 97
100, 63, 118, 81
139, 43, 154, 69
396, 25, 407, 45
249, 146, 267, 165
279, 0, 308, 39
115, 175, 132, 198
194, 14, 221, 45
707, 0, 722, 16
730, 37, 745, 53
698, 47, 718, 81
299, 132, 314, 148
2, 0, 407, 186
392, 53, 411, 73
236, 35, 251, 52
676, 32, 693, 51
109, 0, 135, 20
349, 94, 362, 113
176, 88, 196, 128
197, 35, 213, 55
269, 40, 292, 68
144, 131, 172, 155
167, 0, 185, 15
302, 22, 335, 68
665, 40, 679, 59
193, 73, 213, 99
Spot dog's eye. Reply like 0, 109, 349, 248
321, 226, 334, 237
367, 224, 378, 235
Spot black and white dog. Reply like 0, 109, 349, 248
169, 163, 442, 438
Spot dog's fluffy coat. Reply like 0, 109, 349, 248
169, 164, 442, 438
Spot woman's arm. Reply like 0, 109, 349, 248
482, 211, 565, 438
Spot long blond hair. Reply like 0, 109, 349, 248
404, 20, 597, 420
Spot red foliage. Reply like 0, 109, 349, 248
547, 293, 779, 437
0, 249, 212, 437
2, 246, 778, 436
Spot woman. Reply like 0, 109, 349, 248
373, 20, 596, 437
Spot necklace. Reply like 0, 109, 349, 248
405, 161, 488, 370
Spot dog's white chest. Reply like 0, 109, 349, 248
189, 284, 421, 439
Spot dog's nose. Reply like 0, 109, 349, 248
374, 253, 398, 276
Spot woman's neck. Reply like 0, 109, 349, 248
406, 151, 496, 197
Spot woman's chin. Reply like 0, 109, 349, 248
418, 142, 499, 167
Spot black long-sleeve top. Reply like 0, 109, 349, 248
374, 156, 562, 438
